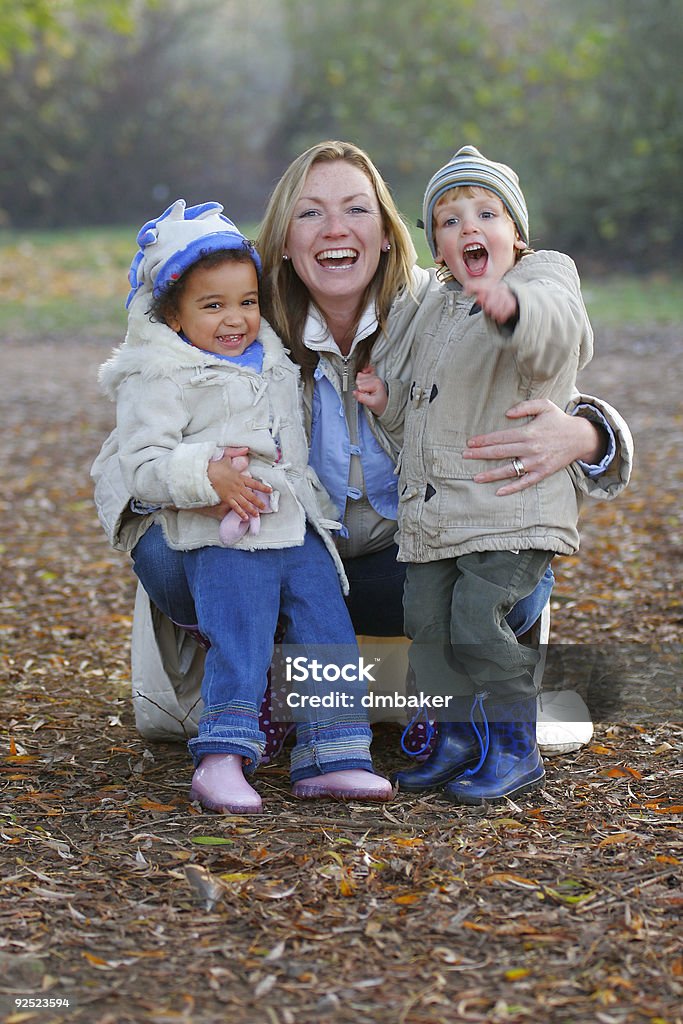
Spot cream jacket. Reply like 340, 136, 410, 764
398, 251, 601, 562
95, 303, 346, 584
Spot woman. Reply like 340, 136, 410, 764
255, 141, 631, 790
92, 141, 632, 797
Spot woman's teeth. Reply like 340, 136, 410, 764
316, 249, 358, 268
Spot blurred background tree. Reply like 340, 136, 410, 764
1, 0, 681, 268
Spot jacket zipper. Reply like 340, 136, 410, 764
341, 356, 351, 392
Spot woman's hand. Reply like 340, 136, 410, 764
463, 399, 606, 495
206, 447, 271, 519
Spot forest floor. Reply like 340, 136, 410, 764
1, 324, 681, 1024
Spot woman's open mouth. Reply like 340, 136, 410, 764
315, 248, 359, 270
462, 243, 488, 276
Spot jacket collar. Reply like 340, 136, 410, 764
303, 301, 378, 357
98, 299, 287, 397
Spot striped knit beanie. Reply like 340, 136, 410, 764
422, 145, 529, 257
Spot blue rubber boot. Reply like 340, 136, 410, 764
392, 698, 480, 793
444, 694, 545, 805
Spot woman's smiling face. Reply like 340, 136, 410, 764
284, 160, 389, 314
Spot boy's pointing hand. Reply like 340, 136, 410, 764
464, 280, 518, 325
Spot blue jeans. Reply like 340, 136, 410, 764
131, 528, 554, 640
131, 523, 198, 626
182, 530, 372, 780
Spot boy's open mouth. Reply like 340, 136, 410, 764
462, 243, 488, 275
315, 248, 359, 269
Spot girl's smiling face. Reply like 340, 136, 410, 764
284, 160, 389, 315
433, 187, 525, 286
167, 259, 260, 358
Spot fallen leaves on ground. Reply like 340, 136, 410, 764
0, 330, 681, 1024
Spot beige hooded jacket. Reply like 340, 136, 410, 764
96, 303, 346, 582
397, 251, 598, 562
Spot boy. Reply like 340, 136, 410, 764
359, 146, 593, 803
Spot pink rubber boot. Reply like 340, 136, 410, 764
292, 770, 393, 802
190, 754, 263, 814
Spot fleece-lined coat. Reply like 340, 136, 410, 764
397, 251, 597, 563
95, 303, 346, 585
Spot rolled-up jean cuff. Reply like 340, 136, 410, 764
290, 757, 374, 784
187, 736, 264, 773
289, 729, 373, 782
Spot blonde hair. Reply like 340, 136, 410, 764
433, 185, 532, 282
258, 140, 416, 379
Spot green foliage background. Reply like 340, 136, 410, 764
1, 0, 681, 269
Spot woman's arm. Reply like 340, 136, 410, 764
463, 395, 633, 499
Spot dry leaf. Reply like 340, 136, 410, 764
598, 832, 638, 847
183, 864, 225, 911
139, 798, 177, 812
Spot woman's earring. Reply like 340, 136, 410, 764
382, 243, 391, 253
282, 254, 290, 261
